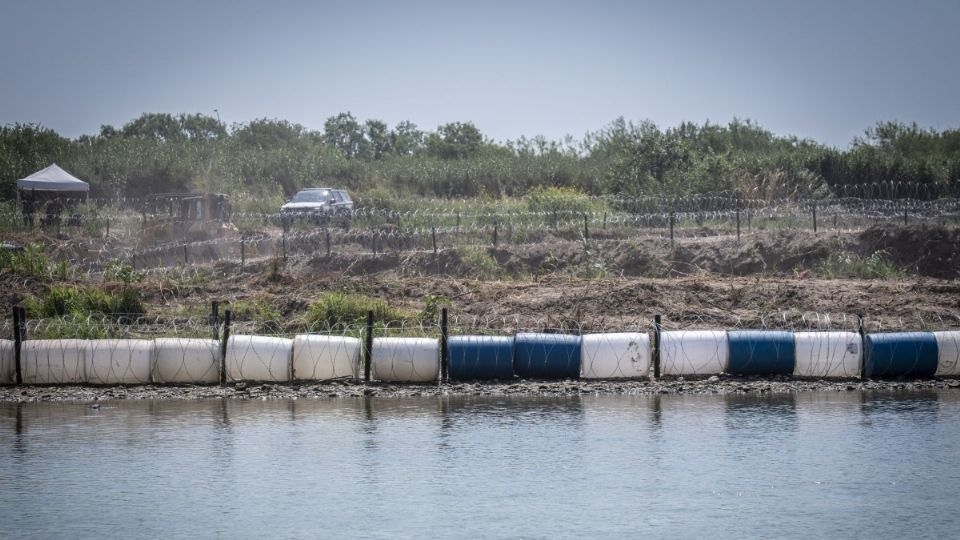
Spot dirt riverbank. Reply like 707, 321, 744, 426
3, 377, 959, 403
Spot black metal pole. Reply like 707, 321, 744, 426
583, 214, 589, 240
440, 308, 449, 383
669, 212, 675, 249
493, 225, 498, 247
13, 307, 23, 385
183, 244, 189, 265
282, 232, 287, 262
326, 230, 331, 257
653, 315, 661, 379
432, 227, 437, 255
364, 310, 374, 382
220, 309, 231, 386
812, 203, 818, 233
857, 313, 866, 379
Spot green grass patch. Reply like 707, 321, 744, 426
24, 284, 145, 320
817, 249, 904, 279
306, 291, 410, 331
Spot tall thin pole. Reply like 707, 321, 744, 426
653, 315, 662, 379
13, 307, 24, 385
220, 310, 231, 386
440, 308, 449, 383
364, 310, 374, 382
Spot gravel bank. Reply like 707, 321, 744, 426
3, 376, 960, 403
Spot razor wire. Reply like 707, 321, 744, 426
6, 309, 960, 385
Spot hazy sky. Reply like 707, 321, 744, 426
2, 0, 958, 148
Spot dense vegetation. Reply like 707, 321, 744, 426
2, 113, 959, 210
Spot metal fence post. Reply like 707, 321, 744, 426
13, 307, 24, 385
440, 308, 449, 383
220, 309, 231, 386
857, 313, 866, 379
653, 314, 661, 379
364, 311, 374, 382
669, 212, 675, 249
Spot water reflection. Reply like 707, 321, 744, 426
724, 392, 798, 433
1, 391, 959, 539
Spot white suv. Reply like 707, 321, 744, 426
280, 188, 353, 229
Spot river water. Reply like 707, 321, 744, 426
1, 391, 958, 539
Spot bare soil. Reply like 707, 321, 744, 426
2, 224, 959, 331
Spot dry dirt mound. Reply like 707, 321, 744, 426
855, 225, 960, 279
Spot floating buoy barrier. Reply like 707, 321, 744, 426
292, 335, 361, 381
660, 330, 728, 376
21, 339, 86, 384
371, 337, 439, 382
864, 332, 939, 378
933, 331, 960, 377
513, 333, 581, 379
6, 321, 960, 386
86, 339, 154, 384
153, 338, 221, 384
225, 335, 293, 382
447, 335, 515, 380
580, 332, 650, 379
793, 332, 862, 378
0, 340, 13, 384
727, 330, 795, 376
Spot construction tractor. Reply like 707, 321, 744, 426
140, 193, 236, 245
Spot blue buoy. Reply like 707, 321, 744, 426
727, 330, 796, 375
513, 333, 581, 380
447, 336, 515, 380
864, 332, 939, 378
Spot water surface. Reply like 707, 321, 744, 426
1, 391, 958, 539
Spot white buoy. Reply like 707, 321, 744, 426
0, 339, 13, 384
86, 339, 154, 384
292, 335, 361, 381
660, 330, 728, 376
22, 339, 86, 384
225, 335, 292, 382
371, 337, 439, 382
581, 333, 650, 379
794, 331, 862, 378
934, 331, 960, 377
153, 338, 221, 384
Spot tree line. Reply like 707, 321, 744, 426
2, 112, 959, 207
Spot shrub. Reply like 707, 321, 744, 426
817, 249, 904, 279
24, 285, 145, 320
524, 186, 605, 215
306, 292, 408, 330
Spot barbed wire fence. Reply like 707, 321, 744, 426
3, 191, 960, 275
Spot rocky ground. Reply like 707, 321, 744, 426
3, 376, 960, 403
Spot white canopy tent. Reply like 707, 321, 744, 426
16, 164, 90, 202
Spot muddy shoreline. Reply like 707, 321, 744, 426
3, 376, 959, 403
